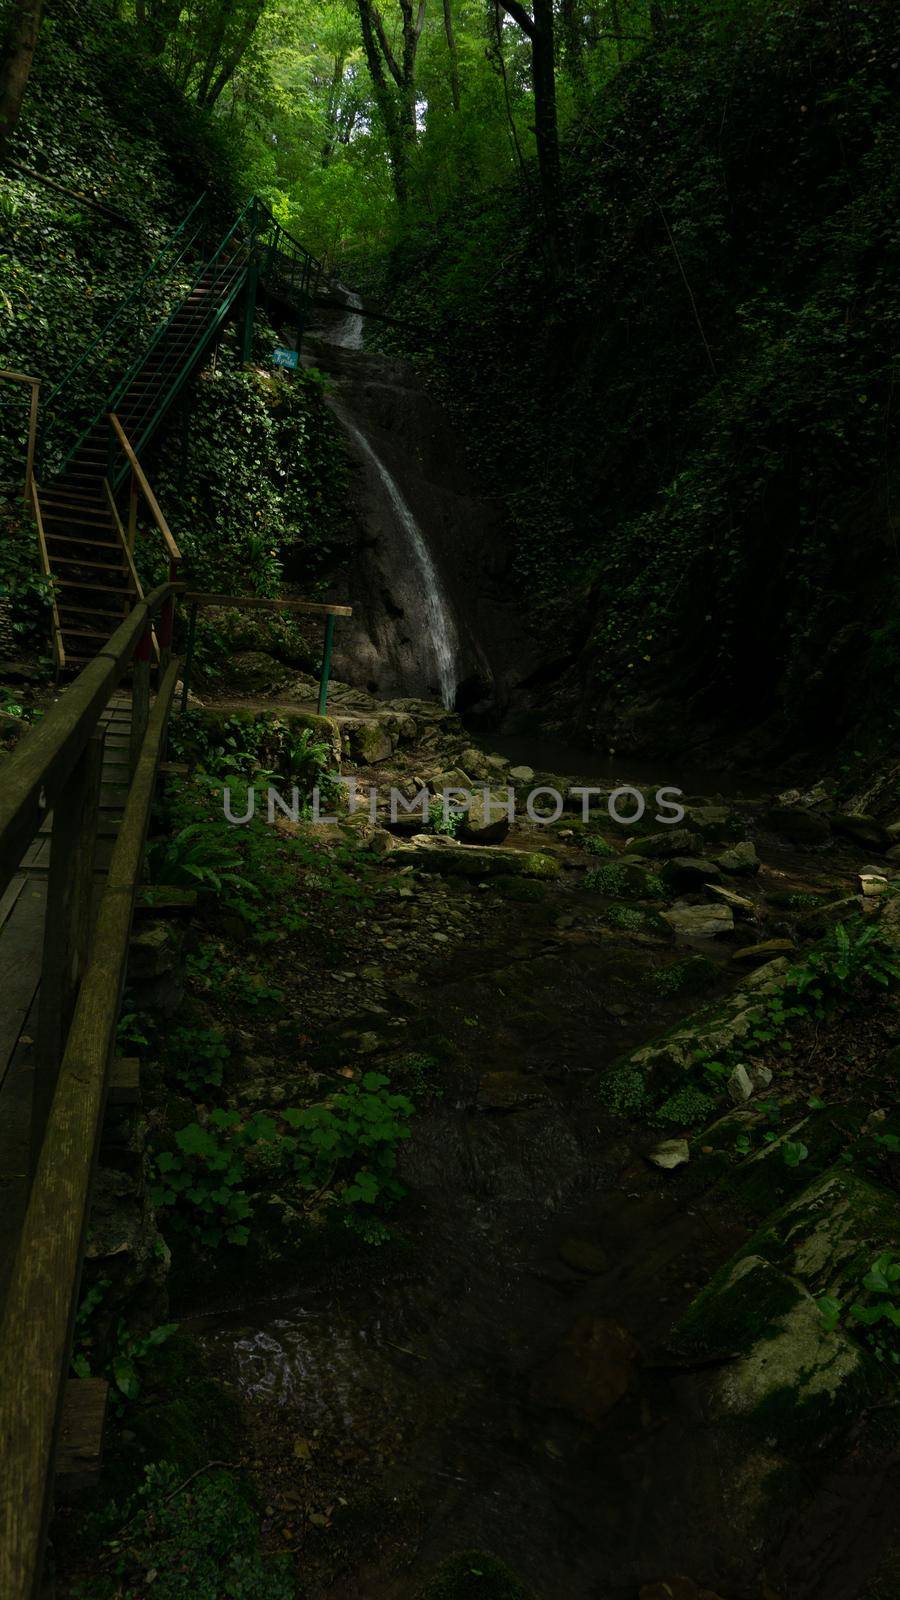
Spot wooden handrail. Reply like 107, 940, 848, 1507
0, 581, 177, 898
0, 658, 181, 1600
185, 591, 352, 617
1, 369, 41, 499
108, 414, 182, 563
30, 480, 65, 675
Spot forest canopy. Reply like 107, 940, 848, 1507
0, 0, 666, 265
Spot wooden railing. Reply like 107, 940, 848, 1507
107, 412, 181, 667
0, 368, 40, 501
0, 584, 180, 1600
181, 591, 352, 715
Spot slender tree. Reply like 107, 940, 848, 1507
354, 0, 427, 205
495, 0, 563, 269
442, 0, 460, 112
0, 0, 44, 162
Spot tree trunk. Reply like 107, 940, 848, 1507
442, 0, 460, 111
355, 0, 409, 204
0, 0, 44, 162
194, 3, 230, 105
560, 0, 588, 98
198, 0, 265, 108
498, 0, 563, 273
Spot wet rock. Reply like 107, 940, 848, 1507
398, 840, 559, 880
458, 745, 493, 779
714, 840, 759, 875
225, 651, 292, 694
559, 1237, 609, 1275
833, 813, 891, 851
731, 939, 795, 965
345, 719, 395, 764
369, 828, 396, 855
661, 857, 722, 891
728, 1062, 772, 1105
429, 766, 474, 792
661, 902, 734, 940
859, 871, 889, 897
747, 1165, 900, 1302
530, 1315, 639, 1426
508, 764, 535, 784
706, 883, 755, 917
626, 828, 703, 860
476, 1071, 547, 1111
767, 806, 832, 845
457, 791, 511, 845
625, 957, 790, 1082
647, 1138, 690, 1169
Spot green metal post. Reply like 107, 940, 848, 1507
181, 600, 199, 712
317, 614, 335, 716
240, 256, 259, 366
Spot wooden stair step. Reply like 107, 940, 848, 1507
56, 1378, 108, 1482
45, 534, 120, 550
56, 579, 134, 597
52, 556, 127, 573
108, 1056, 141, 1107
60, 627, 113, 641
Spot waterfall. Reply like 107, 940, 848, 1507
336, 410, 460, 708
329, 285, 364, 351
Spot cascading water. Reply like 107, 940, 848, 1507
328, 284, 364, 351
335, 408, 460, 708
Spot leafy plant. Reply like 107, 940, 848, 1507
427, 797, 464, 837
165, 1025, 230, 1095
819, 1253, 900, 1366
74, 1460, 293, 1600
151, 1120, 255, 1248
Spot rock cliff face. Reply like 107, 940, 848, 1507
300, 294, 538, 722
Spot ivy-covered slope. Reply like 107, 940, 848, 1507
0, 0, 348, 660
379, 0, 900, 764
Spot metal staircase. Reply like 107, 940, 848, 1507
29, 195, 322, 670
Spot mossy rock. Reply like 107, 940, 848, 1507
492, 874, 547, 902
650, 954, 718, 999
417, 1550, 538, 1599
740, 1164, 900, 1301
706, 1260, 878, 1450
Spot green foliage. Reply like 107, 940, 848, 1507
72, 1279, 177, 1405
599, 1064, 647, 1119
154, 344, 348, 598
378, 0, 900, 748
151, 1075, 414, 1247
0, 533, 55, 655
819, 1253, 900, 1367
606, 904, 646, 931
785, 920, 900, 1004
427, 797, 464, 837
151, 1118, 256, 1247
72, 1461, 292, 1600
164, 1025, 231, 1095
652, 955, 717, 999
655, 1084, 716, 1129
584, 862, 628, 896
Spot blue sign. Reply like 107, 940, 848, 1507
272, 347, 299, 370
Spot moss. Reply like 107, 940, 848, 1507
651, 954, 718, 999
673, 1254, 803, 1359
598, 1063, 649, 1119
655, 1084, 716, 1128
739, 1163, 900, 1298
417, 1551, 538, 1600
518, 853, 561, 880
493, 875, 547, 902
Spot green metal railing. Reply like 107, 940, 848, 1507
39, 193, 210, 477
39, 194, 324, 486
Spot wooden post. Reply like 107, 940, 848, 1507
240, 257, 259, 366
24, 379, 39, 502
317, 613, 336, 716
32, 730, 104, 1175
127, 472, 138, 555
181, 599, 199, 712
158, 560, 177, 675
130, 628, 152, 776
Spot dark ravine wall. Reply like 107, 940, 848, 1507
302, 302, 541, 722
